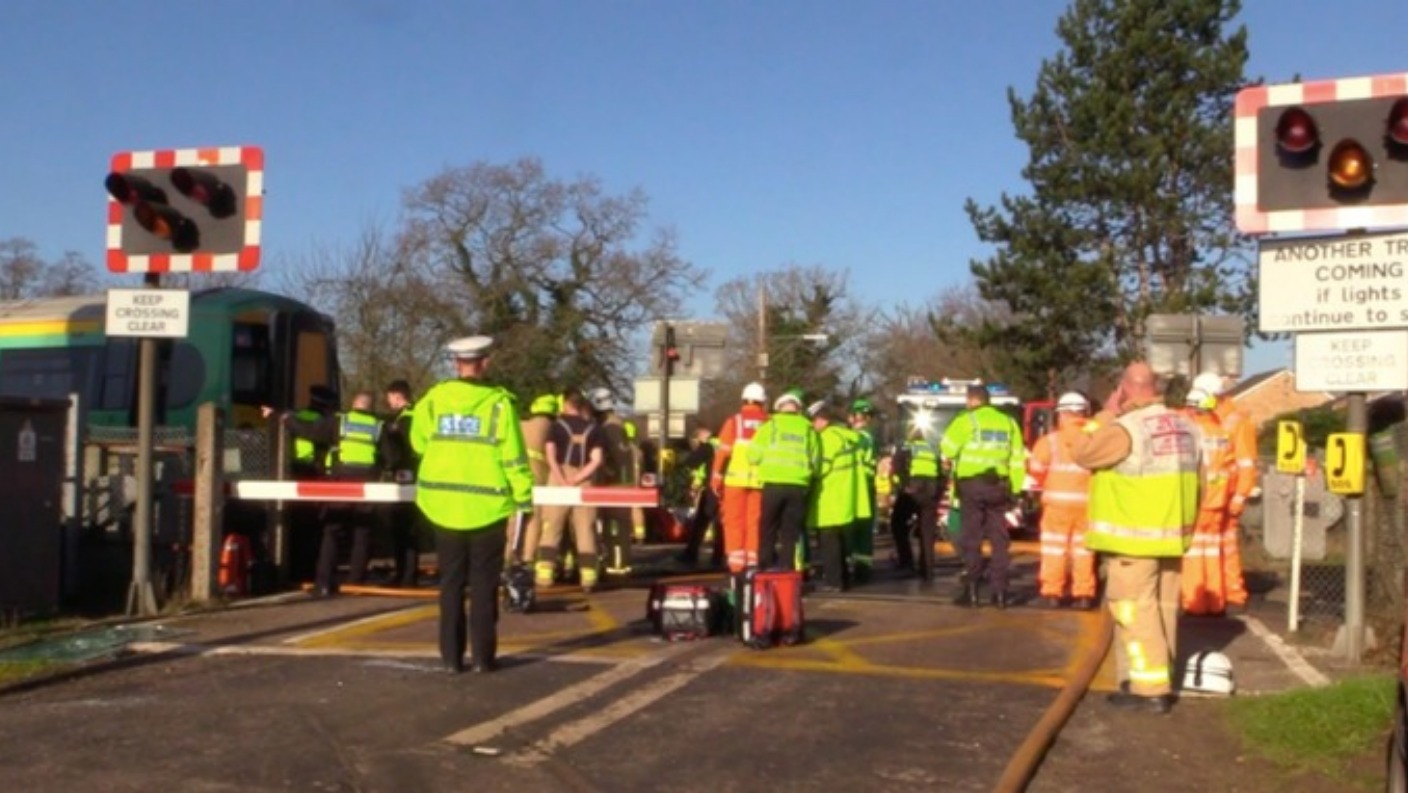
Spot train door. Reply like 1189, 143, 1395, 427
272, 309, 339, 414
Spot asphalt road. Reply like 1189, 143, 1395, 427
0, 545, 1341, 793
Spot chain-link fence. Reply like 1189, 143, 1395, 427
1241, 419, 1408, 664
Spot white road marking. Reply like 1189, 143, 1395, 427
1239, 614, 1331, 688
503, 649, 733, 767
441, 654, 670, 747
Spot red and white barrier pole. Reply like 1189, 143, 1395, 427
228, 481, 658, 508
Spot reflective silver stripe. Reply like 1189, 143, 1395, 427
418, 480, 508, 497
1087, 520, 1184, 542
429, 434, 499, 445
1043, 491, 1088, 504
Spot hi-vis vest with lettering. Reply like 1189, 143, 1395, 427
1086, 404, 1200, 557
723, 413, 766, 489
337, 409, 383, 468
410, 380, 534, 531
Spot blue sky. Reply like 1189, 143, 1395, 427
4, 0, 1406, 377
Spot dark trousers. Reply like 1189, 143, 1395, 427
758, 483, 809, 571
681, 488, 722, 567
386, 502, 422, 587
816, 527, 849, 589
317, 504, 374, 591
434, 519, 507, 670
890, 477, 940, 578
957, 475, 1012, 594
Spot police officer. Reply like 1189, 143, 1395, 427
411, 336, 533, 675
381, 380, 420, 588
890, 423, 942, 581
941, 383, 1026, 609
270, 385, 338, 584
677, 426, 722, 568
319, 391, 384, 592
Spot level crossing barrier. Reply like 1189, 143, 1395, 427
229, 481, 659, 508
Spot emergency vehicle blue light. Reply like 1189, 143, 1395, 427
987, 383, 1010, 395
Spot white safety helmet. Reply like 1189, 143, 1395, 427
1191, 371, 1226, 397
588, 387, 614, 412
1055, 392, 1090, 414
1182, 650, 1235, 695
1185, 387, 1215, 410
741, 382, 767, 404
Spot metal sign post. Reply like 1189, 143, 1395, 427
125, 274, 161, 616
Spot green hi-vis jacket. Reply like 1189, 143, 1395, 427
940, 405, 1026, 494
748, 412, 821, 487
807, 423, 873, 530
411, 378, 534, 531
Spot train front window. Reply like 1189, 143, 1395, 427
293, 328, 332, 408
231, 322, 273, 406
0, 347, 98, 401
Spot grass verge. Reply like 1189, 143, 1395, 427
1226, 674, 1395, 777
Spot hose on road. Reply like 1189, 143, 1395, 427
993, 609, 1114, 793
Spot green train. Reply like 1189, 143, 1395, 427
0, 287, 340, 432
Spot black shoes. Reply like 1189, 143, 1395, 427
991, 592, 1009, 610
470, 659, 498, 674
1071, 597, 1097, 611
1038, 596, 1064, 609
1106, 691, 1173, 714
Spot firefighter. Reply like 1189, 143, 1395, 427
590, 388, 642, 576
847, 398, 879, 583
1072, 361, 1200, 713
539, 389, 606, 592
749, 389, 821, 571
518, 393, 559, 571
1192, 371, 1254, 611
1026, 392, 1096, 609
713, 383, 770, 573
380, 380, 420, 588
941, 383, 1026, 609
412, 335, 534, 674
1182, 379, 1238, 616
808, 400, 868, 591
890, 423, 942, 581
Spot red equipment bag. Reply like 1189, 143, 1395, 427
737, 569, 804, 649
646, 583, 719, 641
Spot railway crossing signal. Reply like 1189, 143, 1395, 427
1235, 72, 1408, 234
105, 146, 264, 273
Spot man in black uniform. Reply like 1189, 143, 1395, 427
265, 385, 338, 585
381, 379, 420, 587
677, 426, 722, 569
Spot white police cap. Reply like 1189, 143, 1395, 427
446, 335, 494, 360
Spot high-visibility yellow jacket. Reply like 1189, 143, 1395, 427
1085, 404, 1200, 557
411, 378, 534, 531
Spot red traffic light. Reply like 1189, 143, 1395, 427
104, 173, 167, 205
134, 202, 199, 252
1328, 139, 1374, 191
1275, 107, 1319, 155
171, 167, 238, 218
1389, 98, 1408, 149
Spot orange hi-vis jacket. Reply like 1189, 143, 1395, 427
1027, 420, 1090, 511
713, 405, 769, 490
1188, 409, 1235, 512
1216, 400, 1258, 515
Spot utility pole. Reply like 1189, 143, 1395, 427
757, 282, 768, 383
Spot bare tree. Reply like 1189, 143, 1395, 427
0, 237, 101, 300
712, 265, 872, 416
397, 157, 706, 401
273, 224, 450, 398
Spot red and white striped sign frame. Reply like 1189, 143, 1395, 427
106, 145, 264, 273
229, 481, 659, 508
1234, 72, 1408, 235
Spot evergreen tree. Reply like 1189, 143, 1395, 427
963, 0, 1252, 396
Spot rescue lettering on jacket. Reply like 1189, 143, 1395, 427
1144, 414, 1196, 456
